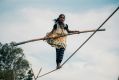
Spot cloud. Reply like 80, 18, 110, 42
0, 5, 119, 80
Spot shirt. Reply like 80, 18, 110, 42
46, 23, 69, 48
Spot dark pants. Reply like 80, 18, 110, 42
56, 48, 65, 65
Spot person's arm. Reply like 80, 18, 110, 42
65, 24, 80, 34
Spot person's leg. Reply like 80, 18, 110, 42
56, 48, 65, 69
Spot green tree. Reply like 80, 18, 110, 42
0, 42, 33, 80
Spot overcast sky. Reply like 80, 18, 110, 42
0, 0, 119, 80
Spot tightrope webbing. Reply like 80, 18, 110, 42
37, 6, 119, 79
61, 6, 119, 67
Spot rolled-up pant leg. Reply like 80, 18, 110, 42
56, 48, 65, 64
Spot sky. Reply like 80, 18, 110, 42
0, 0, 119, 80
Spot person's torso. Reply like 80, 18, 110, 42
47, 23, 68, 48
53, 23, 68, 35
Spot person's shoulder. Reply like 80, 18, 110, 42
66, 24, 68, 27
64, 23, 68, 28
54, 23, 57, 26
53, 23, 57, 29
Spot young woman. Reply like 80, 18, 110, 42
46, 14, 80, 69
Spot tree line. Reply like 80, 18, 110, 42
0, 42, 33, 80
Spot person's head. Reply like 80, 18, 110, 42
54, 14, 65, 23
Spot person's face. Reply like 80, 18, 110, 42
59, 15, 65, 23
